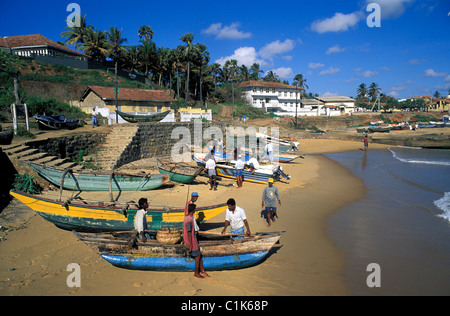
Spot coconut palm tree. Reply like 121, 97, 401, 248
224, 59, 239, 106
263, 71, 280, 82
293, 73, 309, 90
356, 83, 368, 100
105, 26, 127, 64
180, 33, 194, 104
250, 63, 263, 80
76, 27, 108, 62
368, 82, 381, 102
61, 14, 91, 46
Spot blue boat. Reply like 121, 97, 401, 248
73, 231, 282, 271
34, 114, 80, 130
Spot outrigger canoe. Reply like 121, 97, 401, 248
156, 157, 204, 184
116, 110, 170, 123
73, 230, 283, 271
27, 161, 169, 191
10, 190, 227, 232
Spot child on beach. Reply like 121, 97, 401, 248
183, 203, 209, 279
364, 134, 369, 151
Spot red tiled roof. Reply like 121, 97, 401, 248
0, 34, 88, 57
240, 80, 304, 90
82, 86, 175, 102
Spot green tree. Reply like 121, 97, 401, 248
138, 25, 154, 43
250, 63, 263, 80
180, 33, 194, 104
105, 26, 128, 64
61, 14, 91, 46
76, 27, 108, 62
0, 50, 27, 105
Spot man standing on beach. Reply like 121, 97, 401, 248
185, 192, 199, 215
364, 134, 369, 151
262, 178, 281, 226
221, 198, 251, 237
205, 157, 217, 190
235, 155, 245, 188
134, 198, 149, 242
183, 203, 209, 279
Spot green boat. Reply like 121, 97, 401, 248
157, 157, 203, 184
27, 161, 170, 191
116, 110, 170, 123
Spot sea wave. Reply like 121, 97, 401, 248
389, 147, 450, 166
435, 192, 450, 222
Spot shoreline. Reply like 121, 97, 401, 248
0, 138, 375, 296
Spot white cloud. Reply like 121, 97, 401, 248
215, 39, 297, 68
308, 62, 325, 69
355, 67, 379, 78
366, 0, 414, 19
259, 39, 296, 60
270, 67, 293, 79
215, 47, 265, 67
423, 69, 447, 78
311, 12, 362, 33
322, 91, 340, 97
326, 44, 345, 55
202, 22, 252, 40
319, 66, 341, 75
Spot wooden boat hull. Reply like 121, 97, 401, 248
157, 157, 203, 184
74, 231, 282, 271
10, 190, 227, 232
215, 164, 274, 185
28, 162, 169, 191
101, 252, 268, 271
368, 126, 391, 133
116, 110, 170, 123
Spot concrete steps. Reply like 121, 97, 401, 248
94, 124, 139, 170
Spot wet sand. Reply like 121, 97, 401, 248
0, 139, 389, 296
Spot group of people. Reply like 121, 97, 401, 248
133, 179, 281, 279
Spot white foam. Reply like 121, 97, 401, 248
389, 148, 450, 166
435, 192, 450, 222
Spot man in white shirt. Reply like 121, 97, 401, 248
264, 142, 274, 162
134, 198, 149, 242
235, 155, 245, 188
205, 157, 217, 191
221, 198, 251, 237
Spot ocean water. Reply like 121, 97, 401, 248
326, 147, 450, 296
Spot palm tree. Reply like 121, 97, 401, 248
368, 82, 381, 102
105, 26, 127, 64
76, 27, 108, 62
356, 83, 368, 100
138, 25, 154, 43
293, 74, 309, 90
180, 33, 194, 104
124, 45, 142, 72
224, 59, 239, 106
139, 41, 157, 77
61, 14, 91, 46
250, 63, 263, 80
263, 71, 280, 82
192, 43, 209, 106
239, 65, 250, 82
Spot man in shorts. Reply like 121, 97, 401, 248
235, 155, 245, 188
205, 157, 217, 190
183, 203, 209, 278
261, 178, 281, 226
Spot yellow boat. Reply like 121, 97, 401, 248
10, 190, 227, 232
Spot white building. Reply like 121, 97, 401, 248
240, 81, 353, 116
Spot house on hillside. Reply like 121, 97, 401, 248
240, 80, 345, 116
80, 85, 175, 123
314, 96, 356, 115
0, 34, 89, 68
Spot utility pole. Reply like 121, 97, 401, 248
115, 61, 118, 124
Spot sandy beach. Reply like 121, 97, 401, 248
0, 137, 394, 296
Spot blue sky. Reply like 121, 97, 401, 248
2, 0, 449, 99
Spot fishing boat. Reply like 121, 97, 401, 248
368, 126, 391, 133
27, 161, 169, 191
73, 230, 283, 271
116, 110, 170, 123
156, 157, 204, 184
256, 132, 299, 152
10, 190, 227, 232
215, 163, 290, 184
33, 114, 80, 130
